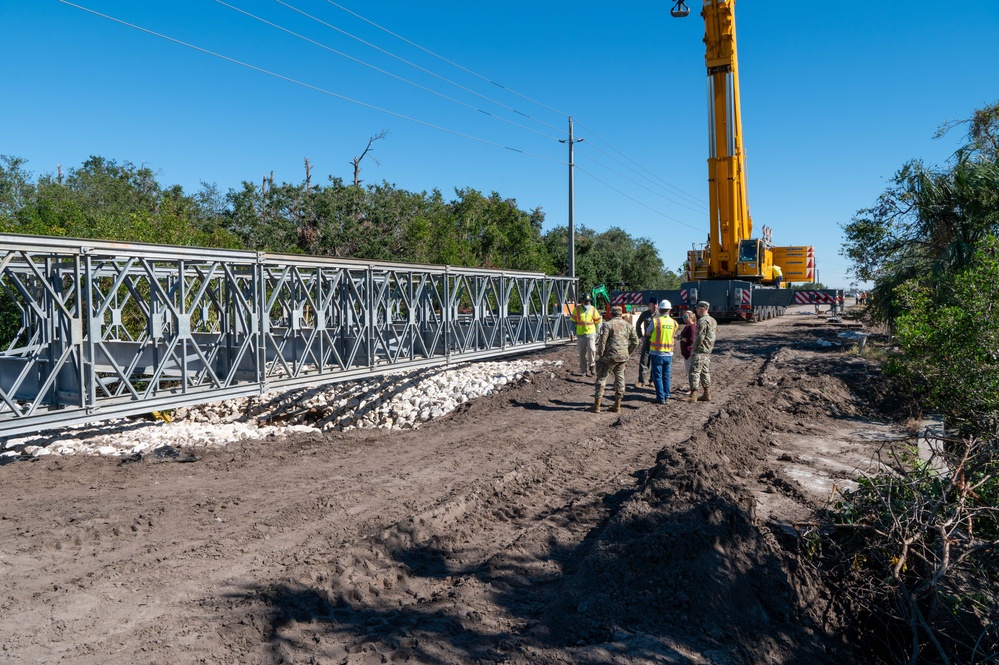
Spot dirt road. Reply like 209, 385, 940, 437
0, 310, 889, 664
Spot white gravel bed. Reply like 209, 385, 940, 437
0, 359, 561, 460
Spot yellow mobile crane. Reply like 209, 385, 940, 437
672, 0, 814, 320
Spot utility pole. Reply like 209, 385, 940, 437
559, 117, 583, 279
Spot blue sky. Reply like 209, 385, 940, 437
2, 1, 998, 289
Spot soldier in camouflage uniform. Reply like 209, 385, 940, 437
687, 300, 717, 402
591, 306, 639, 413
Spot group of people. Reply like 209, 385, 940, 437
569, 295, 717, 413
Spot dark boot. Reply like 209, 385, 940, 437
590, 396, 602, 413
610, 396, 622, 413
697, 386, 711, 402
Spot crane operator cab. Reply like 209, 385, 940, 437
670, 1, 691, 18
737, 239, 764, 276
736, 231, 779, 284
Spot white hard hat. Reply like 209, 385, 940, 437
659, 299, 671, 310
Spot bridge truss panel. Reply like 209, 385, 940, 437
0, 234, 576, 438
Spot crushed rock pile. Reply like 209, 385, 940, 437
1, 359, 560, 460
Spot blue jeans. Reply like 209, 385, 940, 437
650, 354, 673, 403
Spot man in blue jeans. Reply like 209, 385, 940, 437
646, 300, 678, 404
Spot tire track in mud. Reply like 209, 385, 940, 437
244, 336, 781, 664
0, 314, 875, 664
5, 340, 767, 664
263, 327, 854, 664
219, 433, 646, 663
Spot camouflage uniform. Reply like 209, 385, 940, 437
688, 311, 717, 391
594, 314, 639, 399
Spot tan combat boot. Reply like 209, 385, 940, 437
590, 396, 602, 413
610, 396, 622, 413
686, 389, 699, 403
697, 386, 711, 402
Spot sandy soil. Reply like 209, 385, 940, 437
0, 308, 896, 664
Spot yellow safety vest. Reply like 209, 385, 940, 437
649, 316, 678, 354
571, 305, 601, 335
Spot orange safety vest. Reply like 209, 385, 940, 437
649, 316, 678, 354
571, 305, 601, 335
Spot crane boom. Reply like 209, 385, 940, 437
676, 0, 767, 282
671, 0, 815, 320
703, 0, 751, 277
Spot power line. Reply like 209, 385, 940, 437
315, 1, 711, 216
580, 149, 709, 215
218, 1, 712, 226
61, 0, 715, 233
574, 118, 708, 209
574, 165, 704, 233
215, 1, 563, 142
274, 0, 566, 134
323, 0, 571, 120
58, 1, 567, 165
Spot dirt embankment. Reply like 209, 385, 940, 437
0, 310, 892, 664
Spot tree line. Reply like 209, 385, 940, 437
835, 102, 999, 664
842, 102, 999, 439
0, 155, 681, 293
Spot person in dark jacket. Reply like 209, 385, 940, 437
677, 309, 696, 394
633, 297, 658, 387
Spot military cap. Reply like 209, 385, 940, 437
695, 300, 710, 309
610, 305, 623, 316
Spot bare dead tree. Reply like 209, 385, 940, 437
298, 158, 318, 250
260, 171, 274, 221
351, 130, 388, 187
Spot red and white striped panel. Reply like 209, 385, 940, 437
610, 292, 645, 305
680, 288, 688, 305
793, 291, 836, 304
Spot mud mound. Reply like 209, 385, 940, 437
536, 353, 862, 663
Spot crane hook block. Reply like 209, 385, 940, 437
670, 1, 691, 18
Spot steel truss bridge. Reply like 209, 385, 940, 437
0, 234, 577, 438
